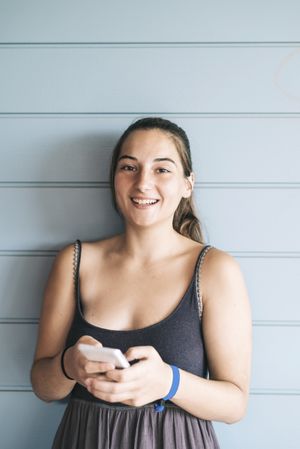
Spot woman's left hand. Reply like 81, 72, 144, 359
85, 346, 173, 406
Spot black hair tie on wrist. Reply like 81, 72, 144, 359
61, 347, 75, 381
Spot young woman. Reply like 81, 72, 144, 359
31, 117, 252, 449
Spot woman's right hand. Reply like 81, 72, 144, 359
63, 336, 116, 387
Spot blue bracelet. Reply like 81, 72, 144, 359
154, 365, 180, 412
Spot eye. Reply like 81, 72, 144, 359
156, 167, 171, 174
119, 164, 137, 172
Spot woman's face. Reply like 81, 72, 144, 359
114, 129, 193, 229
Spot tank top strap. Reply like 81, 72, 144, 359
194, 244, 214, 319
73, 239, 82, 299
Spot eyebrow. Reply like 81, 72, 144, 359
118, 155, 177, 166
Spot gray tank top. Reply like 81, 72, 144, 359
66, 240, 213, 405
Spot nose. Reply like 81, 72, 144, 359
135, 168, 154, 192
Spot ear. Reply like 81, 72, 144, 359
182, 172, 195, 198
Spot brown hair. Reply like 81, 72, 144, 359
109, 117, 204, 243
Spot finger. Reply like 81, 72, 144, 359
124, 346, 154, 362
105, 366, 132, 382
105, 364, 142, 382
84, 373, 112, 383
84, 361, 115, 374
91, 390, 135, 404
87, 378, 136, 397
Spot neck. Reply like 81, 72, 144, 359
117, 223, 184, 264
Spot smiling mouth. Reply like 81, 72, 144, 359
131, 197, 159, 206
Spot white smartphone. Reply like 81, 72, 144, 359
78, 344, 130, 369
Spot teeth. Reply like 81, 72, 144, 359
132, 198, 158, 205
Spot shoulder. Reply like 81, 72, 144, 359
202, 246, 240, 275
200, 246, 247, 306
51, 242, 75, 275
51, 237, 111, 274
74, 235, 122, 275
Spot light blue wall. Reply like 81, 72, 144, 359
0, 2, 299, 448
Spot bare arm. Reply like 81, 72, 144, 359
30, 244, 114, 402
30, 244, 77, 401
170, 249, 252, 423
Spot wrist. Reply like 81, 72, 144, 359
162, 363, 173, 397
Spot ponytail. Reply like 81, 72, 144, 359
173, 197, 204, 244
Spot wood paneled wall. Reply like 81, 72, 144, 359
0, 2, 299, 448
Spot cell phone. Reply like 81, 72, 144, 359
78, 343, 130, 369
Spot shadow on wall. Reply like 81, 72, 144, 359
0, 131, 125, 447
10, 131, 124, 252
35, 130, 123, 248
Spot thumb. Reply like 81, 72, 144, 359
77, 335, 103, 348
124, 345, 153, 362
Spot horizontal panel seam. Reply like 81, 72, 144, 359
253, 321, 300, 327
0, 319, 300, 326
0, 182, 299, 189
251, 389, 300, 396
0, 42, 300, 48
1, 112, 300, 118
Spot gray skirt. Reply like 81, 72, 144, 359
52, 398, 220, 449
